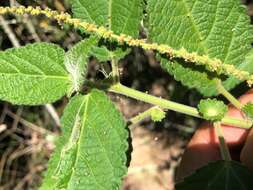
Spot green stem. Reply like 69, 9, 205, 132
216, 80, 242, 110
109, 83, 252, 129
129, 106, 163, 125
111, 59, 120, 83
214, 122, 231, 161
110, 83, 199, 117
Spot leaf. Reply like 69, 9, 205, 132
147, 0, 253, 96
39, 89, 129, 190
65, 36, 98, 94
112, 48, 131, 60
90, 46, 112, 62
242, 102, 253, 120
0, 43, 71, 105
72, 0, 143, 37
90, 46, 131, 62
225, 49, 253, 89
176, 160, 253, 190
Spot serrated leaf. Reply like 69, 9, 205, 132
90, 46, 131, 62
225, 49, 253, 89
72, 0, 143, 37
0, 43, 71, 105
90, 46, 112, 62
147, 0, 253, 96
176, 160, 253, 190
242, 102, 253, 120
65, 36, 98, 94
112, 47, 131, 60
39, 89, 128, 190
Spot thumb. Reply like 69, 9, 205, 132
176, 89, 253, 181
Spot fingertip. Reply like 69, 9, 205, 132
176, 89, 253, 180
240, 129, 253, 171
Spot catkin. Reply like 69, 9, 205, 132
0, 6, 253, 85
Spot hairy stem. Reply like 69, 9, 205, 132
129, 106, 163, 125
111, 59, 120, 83
216, 80, 242, 110
109, 83, 252, 128
110, 83, 200, 117
214, 122, 232, 161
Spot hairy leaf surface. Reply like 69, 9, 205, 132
90, 46, 130, 62
0, 43, 71, 105
72, 0, 143, 36
225, 49, 253, 88
147, 0, 253, 96
39, 90, 128, 190
176, 160, 253, 190
65, 36, 98, 94
90, 46, 112, 62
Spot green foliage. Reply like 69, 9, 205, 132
198, 99, 228, 121
147, 0, 253, 96
225, 50, 253, 88
72, 0, 143, 36
39, 89, 128, 190
65, 36, 98, 94
90, 46, 130, 62
1, 1, 253, 190
242, 102, 253, 120
0, 43, 71, 105
90, 46, 112, 62
111, 48, 131, 60
176, 160, 253, 190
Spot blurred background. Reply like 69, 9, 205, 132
0, 0, 252, 190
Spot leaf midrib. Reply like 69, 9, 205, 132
121, 0, 137, 36
223, 3, 240, 64
181, 0, 209, 54
66, 95, 106, 190
230, 163, 248, 190
108, 0, 112, 30
76, 0, 95, 23
89, 95, 123, 177
63, 97, 88, 190
0, 72, 70, 80
67, 93, 124, 190
205, 163, 226, 190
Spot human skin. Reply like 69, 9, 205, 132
176, 89, 253, 181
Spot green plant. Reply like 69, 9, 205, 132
1, 0, 253, 189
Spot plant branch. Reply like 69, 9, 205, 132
0, 15, 20, 47
129, 106, 164, 125
214, 122, 232, 161
0, 6, 253, 86
216, 80, 242, 110
10, 0, 41, 42
111, 59, 120, 83
109, 83, 252, 129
